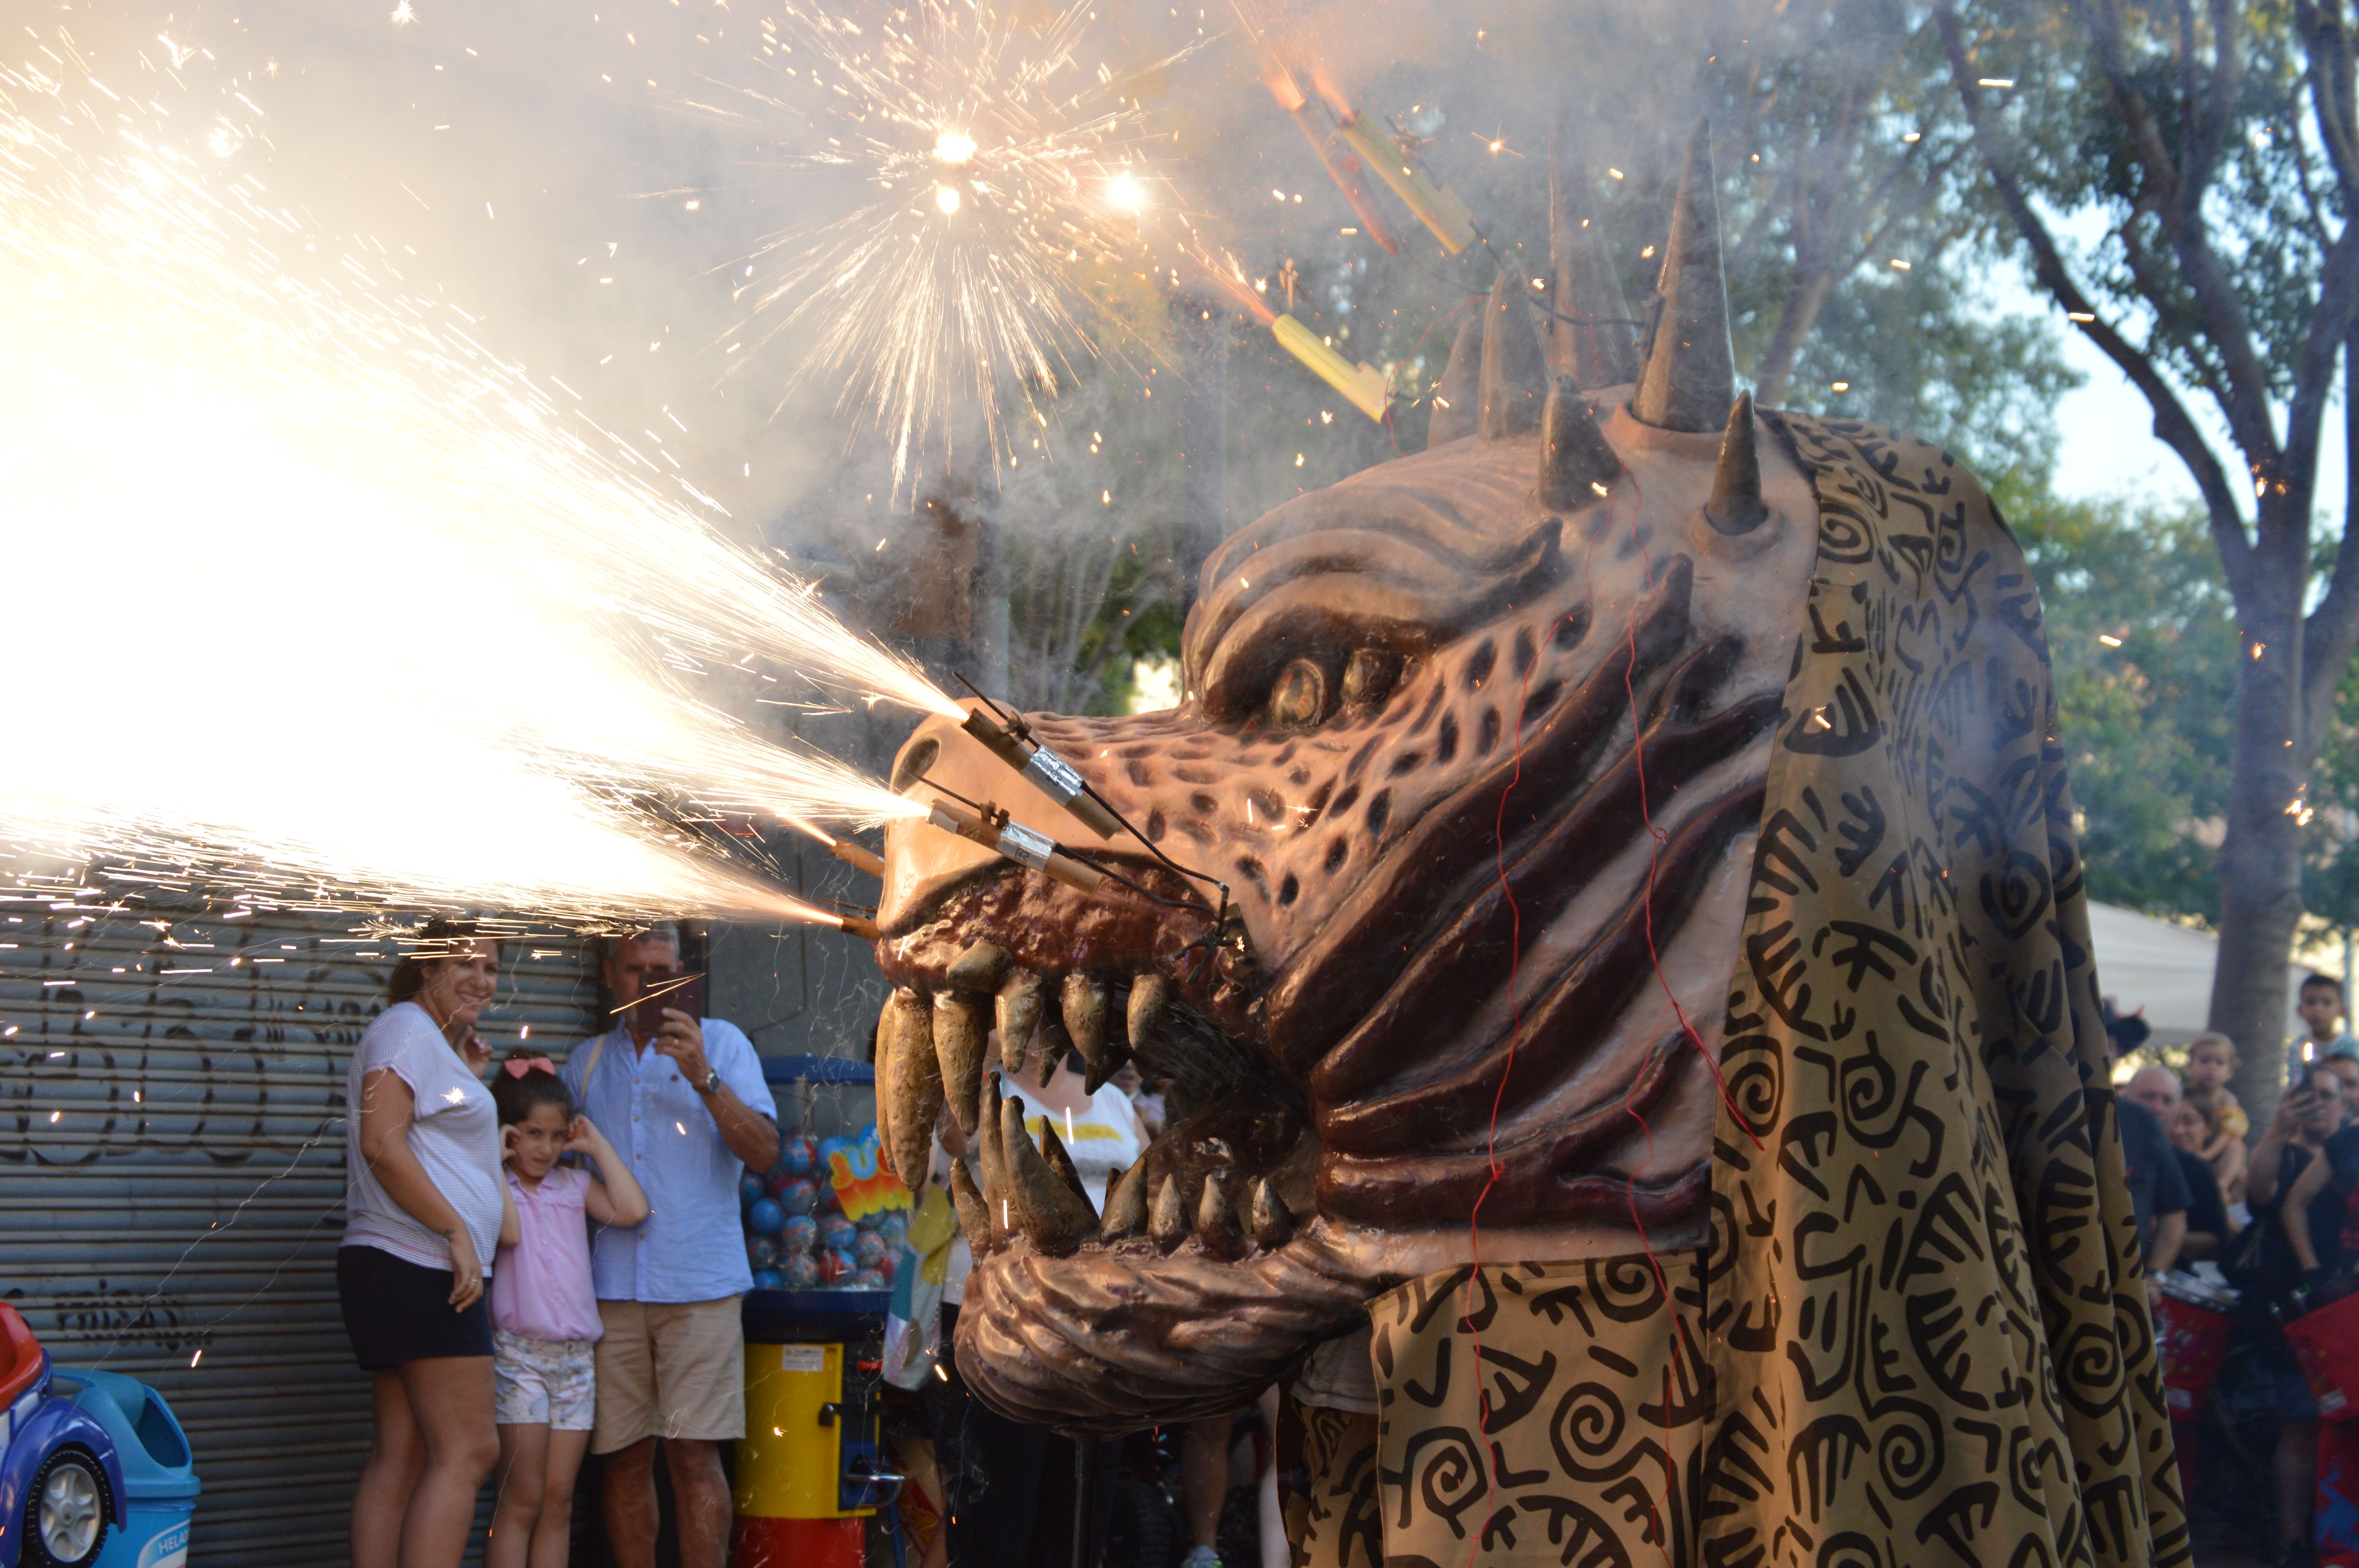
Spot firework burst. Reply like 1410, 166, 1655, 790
0, 31, 937, 927
699, 0, 1184, 492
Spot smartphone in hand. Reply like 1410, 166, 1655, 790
623, 970, 707, 1040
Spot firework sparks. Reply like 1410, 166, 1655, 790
0, 34, 933, 926
692, 0, 1184, 492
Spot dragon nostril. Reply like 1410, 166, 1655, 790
890, 737, 939, 794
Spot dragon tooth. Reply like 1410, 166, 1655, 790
1001, 1092, 1098, 1254
1149, 1173, 1189, 1252
880, 988, 941, 1191
1101, 1161, 1148, 1240
871, 1009, 894, 1181
950, 1157, 994, 1253
1062, 973, 1119, 1091
1196, 1173, 1245, 1259
1038, 1116, 1094, 1211
946, 939, 1011, 992
932, 993, 990, 1139
1250, 1176, 1296, 1250
1125, 972, 1169, 1049
995, 969, 1045, 1076
977, 1074, 1011, 1235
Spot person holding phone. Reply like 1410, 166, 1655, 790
340, 918, 514, 1568
2235, 1063, 2348, 1563
559, 926, 779, 1568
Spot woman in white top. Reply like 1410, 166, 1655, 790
338, 918, 515, 1568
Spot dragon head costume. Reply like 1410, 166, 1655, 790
868, 128, 2186, 1568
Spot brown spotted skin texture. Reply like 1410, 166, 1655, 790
873, 387, 1825, 1433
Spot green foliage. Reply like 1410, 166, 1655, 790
2014, 495, 2238, 918
2017, 495, 2359, 936
1772, 265, 2082, 483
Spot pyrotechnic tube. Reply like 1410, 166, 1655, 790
1271, 316, 1391, 422
1329, 113, 1476, 254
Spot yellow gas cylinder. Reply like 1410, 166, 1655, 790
734, 1339, 865, 1568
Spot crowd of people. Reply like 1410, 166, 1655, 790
2126, 974, 2359, 1566
339, 921, 775, 1568
335, 919, 1263, 1568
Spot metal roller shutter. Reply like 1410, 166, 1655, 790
0, 897, 601, 1567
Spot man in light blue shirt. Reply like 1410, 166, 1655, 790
562, 926, 778, 1568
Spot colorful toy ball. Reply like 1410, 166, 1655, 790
741, 1173, 768, 1207
819, 1215, 857, 1254
814, 1249, 852, 1285
779, 1214, 818, 1256
752, 1268, 785, 1291
781, 1135, 818, 1177
778, 1179, 819, 1217
853, 1230, 887, 1267
747, 1234, 781, 1272
747, 1198, 787, 1237
869, 1251, 900, 1285
783, 1252, 822, 1289
851, 1269, 887, 1290
872, 1211, 909, 1247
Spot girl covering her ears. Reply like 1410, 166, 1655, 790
483, 1052, 648, 1568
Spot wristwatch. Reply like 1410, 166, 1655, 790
696, 1069, 721, 1097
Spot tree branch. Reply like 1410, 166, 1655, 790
1935, 2, 2257, 601
2296, 0, 2359, 201
2283, 221, 2359, 522
2068, 0, 2283, 467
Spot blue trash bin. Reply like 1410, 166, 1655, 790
48, 1367, 198, 1568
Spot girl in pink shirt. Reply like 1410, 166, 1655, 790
486, 1056, 648, 1568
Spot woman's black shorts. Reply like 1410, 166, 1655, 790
336, 1244, 494, 1370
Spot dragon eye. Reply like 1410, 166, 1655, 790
1341, 648, 1401, 708
1267, 659, 1327, 728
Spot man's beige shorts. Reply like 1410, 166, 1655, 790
590, 1297, 745, 1454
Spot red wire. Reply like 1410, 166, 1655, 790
1458, 492, 1616, 1567
1459, 479, 1771, 1566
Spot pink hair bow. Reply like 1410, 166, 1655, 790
503, 1056, 557, 1078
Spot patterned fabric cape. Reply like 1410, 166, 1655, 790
1286, 414, 2187, 1568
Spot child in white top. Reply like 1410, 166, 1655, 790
485, 1055, 647, 1568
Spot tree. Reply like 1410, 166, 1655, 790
1933, 0, 2359, 1115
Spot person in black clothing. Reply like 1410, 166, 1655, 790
2235, 1063, 2348, 1563
2168, 1099, 2234, 1259
2122, 1066, 2194, 1272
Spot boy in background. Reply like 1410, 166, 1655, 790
2293, 973, 2358, 1079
